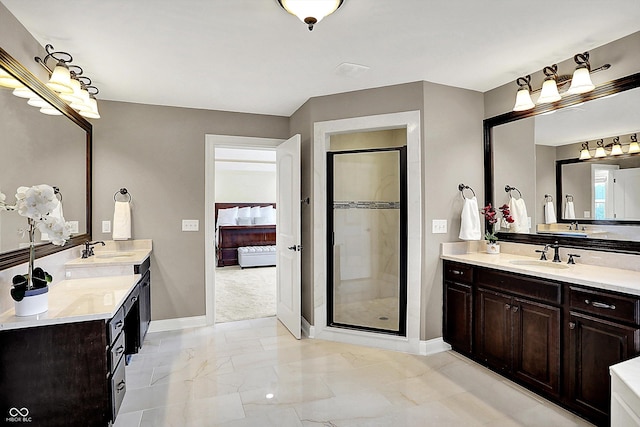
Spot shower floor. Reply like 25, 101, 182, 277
334, 296, 399, 331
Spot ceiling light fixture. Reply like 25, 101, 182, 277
512, 51, 610, 112
33, 44, 100, 119
277, 0, 344, 31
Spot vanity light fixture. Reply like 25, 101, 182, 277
579, 142, 592, 160
0, 68, 22, 88
277, 0, 344, 31
536, 65, 562, 104
513, 75, 535, 111
34, 44, 100, 119
629, 134, 640, 154
567, 52, 596, 95
594, 139, 607, 158
610, 136, 624, 156
511, 51, 610, 112
12, 85, 36, 99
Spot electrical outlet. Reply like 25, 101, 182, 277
432, 219, 447, 234
102, 220, 111, 233
182, 219, 199, 232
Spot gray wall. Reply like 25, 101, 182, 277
535, 145, 557, 225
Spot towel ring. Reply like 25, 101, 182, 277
53, 186, 62, 202
114, 188, 132, 202
505, 185, 522, 199
458, 183, 476, 200
544, 194, 553, 202
565, 194, 574, 202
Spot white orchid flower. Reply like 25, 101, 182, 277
15, 184, 59, 220
37, 215, 71, 246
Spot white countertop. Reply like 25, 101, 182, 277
441, 251, 640, 297
0, 275, 140, 331
65, 248, 151, 268
611, 357, 640, 401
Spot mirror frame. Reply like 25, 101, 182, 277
0, 46, 92, 270
484, 71, 640, 254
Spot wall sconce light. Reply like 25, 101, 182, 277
567, 52, 595, 95
277, 0, 344, 31
579, 142, 592, 160
610, 136, 624, 156
513, 75, 535, 111
536, 65, 562, 104
34, 44, 100, 119
629, 134, 640, 154
512, 51, 610, 112
0, 68, 23, 88
594, 139, 607, 158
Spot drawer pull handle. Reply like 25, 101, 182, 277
115, 320, 124, 329
115, 345, 124, 355
569, 322, 576, 329
451, 270, 463, 275
505, 304, 511, 310
512, 306, 519, 313
585, 299, 616, 310
131, 296, 138, 303
116, 381, 126, 392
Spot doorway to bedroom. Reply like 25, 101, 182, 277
213, 146, 277, 323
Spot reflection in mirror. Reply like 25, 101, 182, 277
0, 47, 91, 269
486, 72, 640, 251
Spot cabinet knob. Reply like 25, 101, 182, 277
505, 304, 511, 310
512, 306, 519, 313
569, 322, 576, 330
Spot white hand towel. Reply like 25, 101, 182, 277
113, 201, 131, 240
459, 197, 481, 241
544, 201, 557, 224
564, 201, 576, 220
509, 198, 529, 233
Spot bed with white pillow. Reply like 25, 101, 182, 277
215, 203, 276, 267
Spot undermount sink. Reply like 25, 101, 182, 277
508, 260, 570, 270
94, 252, 136, 259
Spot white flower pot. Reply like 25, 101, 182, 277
486, 243, 500, 254
14, 286, 49, 317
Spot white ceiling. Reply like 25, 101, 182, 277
3, 0, 640, 116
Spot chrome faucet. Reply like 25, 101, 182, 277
81, 240, 105, 258
550, 241, 561, 262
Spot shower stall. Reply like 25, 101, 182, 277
327, 146, 407, 335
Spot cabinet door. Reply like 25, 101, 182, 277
443, 281, 473, 355
475, 287, 512, 373
512, 298, 561, 397
568, 312, 640, 424
139, 271, 151, 345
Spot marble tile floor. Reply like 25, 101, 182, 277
115, 317, 594, 427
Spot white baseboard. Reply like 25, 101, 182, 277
148, 315, 207, 333
301, 317, 315, 338
420, 337, 452, 356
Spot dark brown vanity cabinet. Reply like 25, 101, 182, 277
442, 260, 639, 426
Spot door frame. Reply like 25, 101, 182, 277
205, 135, 285, 326
313, 110, 423, 354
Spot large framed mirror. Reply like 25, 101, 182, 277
484, 72, 640, 253
0, 46, 92, 269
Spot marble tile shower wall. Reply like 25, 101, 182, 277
0, 246, 81, 313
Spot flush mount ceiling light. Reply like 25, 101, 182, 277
277, 0, 344, 31
33, 44, 100, 119
512, 51, 610, 112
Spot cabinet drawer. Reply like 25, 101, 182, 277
444, 262, 473, 284
110, 357, 126, 420
108, 306, 125, 344
109, 331, 126, 373
569, 286, 640, 325
477, 269, 561, 305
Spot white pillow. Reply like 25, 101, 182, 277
260, 205, 274, 219
238, 206, 251, 218
254, 216, 271, 225
250, 206, 261, 218
217, 207, 238, 226
237, 217, 252, 226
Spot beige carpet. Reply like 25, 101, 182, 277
215, 266, 276, 323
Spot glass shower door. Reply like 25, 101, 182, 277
327, 147, 407, 335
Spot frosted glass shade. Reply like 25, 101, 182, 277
27, 97, 49, 108
579, 148, 591, 160
46, 63, 73, 93
79, 97, 100, 119
537, 79, 561, 104
610, 142, 624, 156
594, 146, 607, 158
0, 69, 22, 88
628, 142, 640, 154
279, 0, 342, 25
567, 67, 595, 95
40, 106, 63, 115
12, 86, 35, 99
513, 88, 535, 111
60, 78, 83, 104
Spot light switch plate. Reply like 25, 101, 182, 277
432, 219, 447, 234
68, 221, 79, 234
182, 219, 199, 232
102, 220, 111, 233
584, 211, 591, 218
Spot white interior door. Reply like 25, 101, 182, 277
276, 134, 301, 339
613, 168, 640, 220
